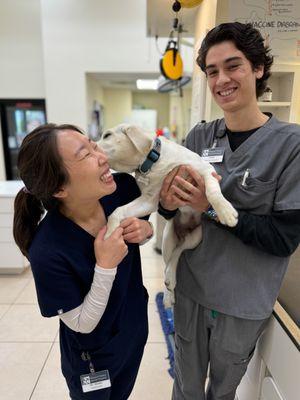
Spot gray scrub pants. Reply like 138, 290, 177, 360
172, 290, 269, 400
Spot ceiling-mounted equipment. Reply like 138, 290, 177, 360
159, 0, 185, 82
157, 74, 191, 93
172, 1, 182, 13
172, 0, 203, 13
157, 0, 198, 93
178, 0, 203, 7
160, 39, 183, 80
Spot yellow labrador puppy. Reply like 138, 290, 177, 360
99, 124, 238, 307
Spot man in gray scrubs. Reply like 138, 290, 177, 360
159, 22, 300, 400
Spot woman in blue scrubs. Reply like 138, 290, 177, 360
13, 123, 153, 399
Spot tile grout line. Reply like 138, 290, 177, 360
12, 278, 33, 305
0, 277, 31, 307
0, 340, 57, 343
0, 303, 14, 321
29, 330, 59, 400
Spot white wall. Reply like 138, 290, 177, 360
0, 0, 45, 98
0, 0, 45, 180
40, 0, 189, 129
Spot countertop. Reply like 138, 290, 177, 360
273, 301, 300, 351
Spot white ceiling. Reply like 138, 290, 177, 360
89, 72, 161, 90
89, 72, 192, 91
147, 0, 198, 38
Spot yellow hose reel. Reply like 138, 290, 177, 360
178, 0, 203, 8
160, 40, 183, 80
160, 0, 203, 81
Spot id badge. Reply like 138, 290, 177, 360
80, 369, 111, 393
201, 147, 225, 163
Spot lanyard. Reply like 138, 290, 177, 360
81, 351, 95, 373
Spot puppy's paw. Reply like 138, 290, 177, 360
163, 288, 175, 308
105, 216, 120, 239
164, 272, 176, 294
215, 201, 238, 227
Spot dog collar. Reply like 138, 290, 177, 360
138, 137, 161, 174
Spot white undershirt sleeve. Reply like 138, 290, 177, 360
59, 264, 117, 334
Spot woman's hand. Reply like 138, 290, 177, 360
120, 218, 153, 244
94, 226, 128, 269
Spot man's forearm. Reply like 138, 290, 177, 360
219, 210, 300, 257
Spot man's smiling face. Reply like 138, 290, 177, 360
205, 40, 263, 114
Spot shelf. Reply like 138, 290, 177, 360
258, 101, 291, 107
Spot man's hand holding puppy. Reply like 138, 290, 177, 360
160, 165, 221, 213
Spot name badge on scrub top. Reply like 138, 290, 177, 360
80, 369, 111, 393
80, 352, 111, 393
201, 147, 225, 163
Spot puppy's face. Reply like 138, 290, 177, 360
99, 124, 153, 172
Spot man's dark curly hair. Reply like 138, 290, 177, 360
196, 22, 274, 98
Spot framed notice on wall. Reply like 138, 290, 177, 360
229, 0, 300, 62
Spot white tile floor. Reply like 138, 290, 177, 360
0, 238, 173, 400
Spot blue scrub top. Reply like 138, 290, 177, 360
29, 173, 148, 379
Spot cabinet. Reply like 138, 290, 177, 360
236, 304, 300, 400
0, 180, 29, 273
261, 377, 284, 400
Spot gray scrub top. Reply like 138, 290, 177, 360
176, 115, 300, 320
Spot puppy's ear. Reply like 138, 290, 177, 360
122, 125, 153, 155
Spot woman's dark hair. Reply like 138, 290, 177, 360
13, 123, 83, 257
196, 22, 274, 98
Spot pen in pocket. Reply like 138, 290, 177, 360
241, 169, 250, 187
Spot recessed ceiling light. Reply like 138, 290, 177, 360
136, 79, 158, 90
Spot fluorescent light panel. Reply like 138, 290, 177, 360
136, 79, 158, 90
